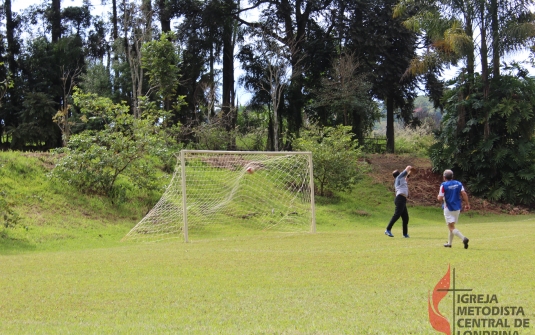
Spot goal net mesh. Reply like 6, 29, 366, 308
123, 150, 315, 242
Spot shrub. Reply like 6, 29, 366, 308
49, 90, 174, 203
294, 124, 368, 196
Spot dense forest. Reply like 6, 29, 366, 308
2, 0, 535, 205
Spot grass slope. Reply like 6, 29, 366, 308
1, 151, 534, 334
0, 152, 153, 253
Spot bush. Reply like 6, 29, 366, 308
49, 90, 174, 203
294, 125, 368, 196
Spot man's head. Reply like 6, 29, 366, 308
393, 170, 400, 178
443, 169, 454, 181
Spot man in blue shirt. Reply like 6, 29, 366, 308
385, 165, 412, 238
437, 169, 471, 249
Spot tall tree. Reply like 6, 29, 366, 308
346, 0, 419, 153
1, 0, 21, 146
237, 0, 336, 146
119, 0, 153, 118
221, 0, 238, 149
411, 0, 535, 205
239, 28, 304, 151
156, 0, 173, 33
309, 53, 379, 144
141, 32, 181, 112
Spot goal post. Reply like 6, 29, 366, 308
123, 150, 316, 242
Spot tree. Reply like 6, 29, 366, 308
53, 65, 83, 146
120, 0, 153, 118
11, 92, 59, 150
141, 31, 181, 112
220, 0, 239, 149
294, 124, 366, 196
397, 0, 535, 205
239, 29, 305, 151
346, 0, 419, 153
430, 66, 535, 206
309, 52, 380, 144
173, 0, 225, 127
50, 89, 173, 201
51, 0, 62, 42
1, 0, 21, 147
237, 0, 336, 144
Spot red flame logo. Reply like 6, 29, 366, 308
428, 265, 451, 335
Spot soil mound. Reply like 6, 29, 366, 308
366, 154, 530, 215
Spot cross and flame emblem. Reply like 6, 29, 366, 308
428, 265, 451, 335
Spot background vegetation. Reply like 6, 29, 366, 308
3, 0, 535, 205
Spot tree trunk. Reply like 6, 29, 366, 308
464, 9, 474, 81
352, 110, 363, 146
386, 96, 395, 153
491, 0, 500, 79
158, 0, 172, 33
51, 0, 61, 42
461, 8, 474, 133
479, 1, 490, 138
5, 0, 17, 74
112, 0, 118, 40
222, 0, 236, 149
112, 0, 119, 95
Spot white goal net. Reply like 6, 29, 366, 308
123, 150, 316, 242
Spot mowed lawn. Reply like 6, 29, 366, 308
1, 215, 534, 335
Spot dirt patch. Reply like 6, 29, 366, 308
365, 154, 530, 215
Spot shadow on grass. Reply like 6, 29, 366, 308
315, 194, 343, 205
0, 233, 36, 254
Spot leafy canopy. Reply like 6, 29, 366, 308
430, 66, 535, 206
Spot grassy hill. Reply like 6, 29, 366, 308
1, 150, 529, 253
0, 151, 156, 253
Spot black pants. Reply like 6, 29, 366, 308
386, 194, 409, 235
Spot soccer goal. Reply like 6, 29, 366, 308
123, 150, 316, 242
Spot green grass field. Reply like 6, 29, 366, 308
1, 218, 534, 334
1, 152, 534, 334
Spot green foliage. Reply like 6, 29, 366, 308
235, 107, 269, 151
191, 120, 239, 150
430, 69, 535, 206
79, 62, 113, 98
307, 53, 381, 142
11, 92, 60, 149
141, 32, 181, 108
49, 89, 176, 203
294, 124, 367, 196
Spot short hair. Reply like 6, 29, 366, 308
393, 170, 400, 178
443, 169, 454, 180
